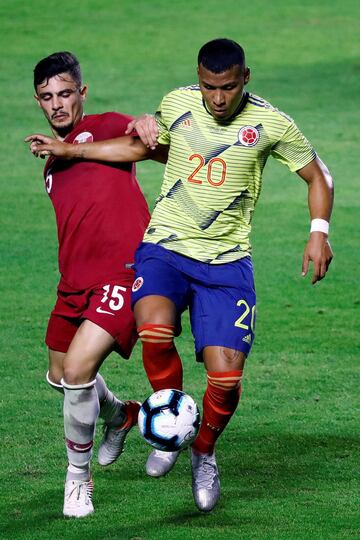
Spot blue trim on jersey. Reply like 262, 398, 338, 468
248, 95, 264, 103
248, 98, 266, 108
170, 111, 192, 131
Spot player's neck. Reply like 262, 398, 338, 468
52, 128, 67, 142
52, 113, 85, 141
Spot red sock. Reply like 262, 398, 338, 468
138, 324, 183, 391
192, 370, 243, 455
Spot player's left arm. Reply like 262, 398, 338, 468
296, 156, 334, 284
25, 134, 168, 164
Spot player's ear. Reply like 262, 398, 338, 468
80, 85, 88, 101
34, 94, 41, 107
244, 67, 250, 85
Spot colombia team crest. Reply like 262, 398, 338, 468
238, 126, 260, 147
74, 131, 94, 144
132, 277, 144, 292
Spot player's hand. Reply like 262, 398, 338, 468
302, 232, 333, 284
125, 114, 159, 150
25, 134, 73, 159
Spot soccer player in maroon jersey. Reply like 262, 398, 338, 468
29, 52, 166, 518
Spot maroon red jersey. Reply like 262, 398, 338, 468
43, 112, 150, 289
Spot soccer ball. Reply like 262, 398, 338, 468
138, 389, 200, 452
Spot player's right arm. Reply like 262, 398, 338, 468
25, 134, 168, 164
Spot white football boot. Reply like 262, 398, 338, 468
98, 400, 140, 466
146, 449, 180, 477
191, 449, 220, 512
63, 477, 94, 518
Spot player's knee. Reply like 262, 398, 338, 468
134, 296, 176, 327
220, 348, 246, 372
62, 347, 100, 385
204, 346, 246, 371
62, 364, 95, 386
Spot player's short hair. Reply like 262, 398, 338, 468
198, 39, 246, 73
33, 51, 82, 89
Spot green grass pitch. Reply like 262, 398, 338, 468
0, 0, 359, 538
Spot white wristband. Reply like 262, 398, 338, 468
310, 218, 329, 235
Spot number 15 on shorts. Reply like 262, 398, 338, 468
97, 284, 126, 315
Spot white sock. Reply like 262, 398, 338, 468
96, 373, 126, 427
62, 378, 99, 481
47, 370, 126, 425
66, 463, 90, 482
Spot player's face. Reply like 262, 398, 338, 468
34, 73, 87, 137
198, 64, 250, 120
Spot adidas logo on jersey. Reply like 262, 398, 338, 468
181, 119, 192, 128
242, 333, 252, 345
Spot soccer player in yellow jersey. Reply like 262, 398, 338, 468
27, 38, 334, 513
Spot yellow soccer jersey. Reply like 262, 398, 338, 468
143, 87, 316, 263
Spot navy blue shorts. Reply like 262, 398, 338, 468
132, 243, 256, 358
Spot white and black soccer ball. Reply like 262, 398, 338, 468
138, 389, 200, 452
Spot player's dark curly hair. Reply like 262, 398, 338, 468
198, 39, 245, 73
33, 51, 82, 89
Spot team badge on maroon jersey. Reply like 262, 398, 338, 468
45, 170, 53, 194
238, 126, 260, 147
74, 131, 94, 144
132, 277, 144, 292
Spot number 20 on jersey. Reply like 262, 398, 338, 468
188, 154, 227, 187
